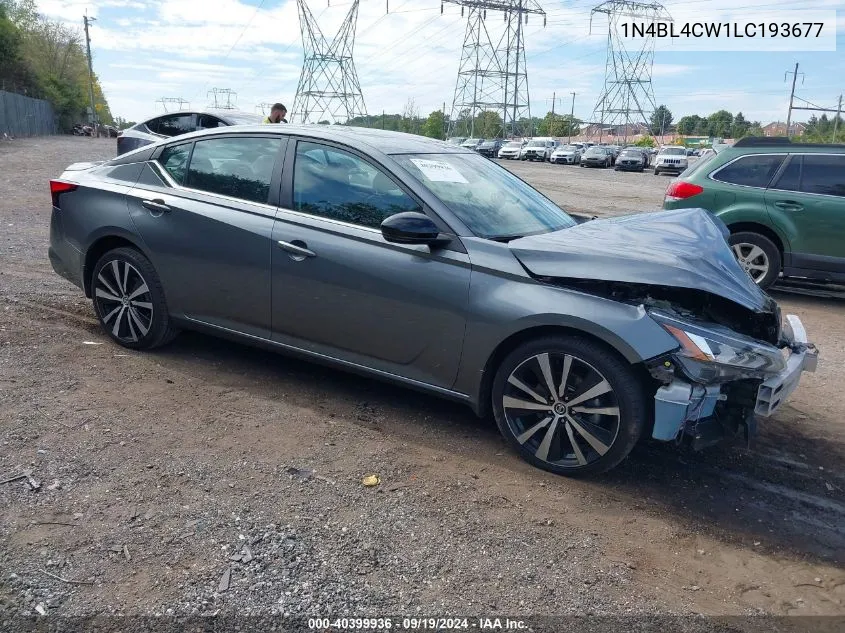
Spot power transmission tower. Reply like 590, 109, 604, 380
292, 0, 367, 124
207, 88, 238, 110
82, 12, 98, 134
444, 0, 546, 139
255, 103, 276, 115
156, 97, 190, 113
590, 1, 672, 144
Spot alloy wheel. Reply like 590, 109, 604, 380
502, 352, 621, 469
731, 242, 770, 284
94, 259, 154, 344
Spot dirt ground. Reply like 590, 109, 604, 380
1, 137, 845, 627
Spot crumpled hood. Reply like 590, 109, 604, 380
508, 208, 776, 313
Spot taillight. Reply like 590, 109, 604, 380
50, 180, 78, 208
664, 181, 703, 202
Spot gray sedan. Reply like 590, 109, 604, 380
48, 126, 817, 477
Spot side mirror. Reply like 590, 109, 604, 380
381, 212, 450, 246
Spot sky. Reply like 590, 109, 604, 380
35, 0, 845, 126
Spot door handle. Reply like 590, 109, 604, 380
773, 200, 803, 211
277, 240, 316, 261
142, 199, 171, 213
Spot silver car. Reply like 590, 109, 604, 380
48, 126, 817, 477
116, 109, 264, 155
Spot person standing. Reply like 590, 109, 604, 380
263, 103, 288, 124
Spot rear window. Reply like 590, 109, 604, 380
678, 150, 719, 178
711, 154, 785, 188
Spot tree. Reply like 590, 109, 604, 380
707, 110, 734, 138
731, 112, 750, 138
422, 110, 445, 139
649, 105, 673, 136
676, 114, 702, 136
474, 110, 503, 138
401, 97, 419, 134
635, 135, 656, 147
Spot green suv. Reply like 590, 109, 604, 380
662, 137, 845, 289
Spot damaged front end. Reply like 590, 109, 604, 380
540, 278, 819, 450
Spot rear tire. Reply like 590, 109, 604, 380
727, 231, 781, 290
91, 247, 178, 350
492, 336, 647, 477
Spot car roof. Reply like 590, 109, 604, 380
139, 124, 478, 155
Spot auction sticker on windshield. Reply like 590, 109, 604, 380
409, 158, 469, 184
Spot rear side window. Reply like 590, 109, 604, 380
184, 136, 282, 204
158, 143, 191, 185
711, 154, 785, 188
801, 155, 845, 197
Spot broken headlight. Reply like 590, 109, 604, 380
649, 310, 786, 383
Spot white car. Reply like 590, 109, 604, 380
521, 139, 557, 161
550, 144, 582, 165
653, 145, 689, 175
497, 140, 524, 159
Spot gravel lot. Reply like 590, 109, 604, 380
1, 137, 844, 628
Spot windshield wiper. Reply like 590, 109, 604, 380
488, 234, 525, 243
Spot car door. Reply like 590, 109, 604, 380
766, 153, 845, 268
270, 139, 471, 390
126, 134, 286, 338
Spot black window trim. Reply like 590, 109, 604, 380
280, 136, 449, 235
767, 152, 845, 200
149, 133, 288, 209
707, 152, 787, 190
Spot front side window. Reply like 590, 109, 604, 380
152, 114, 195, 137
800, 155, 845, 197
292, 141, 422, 229
158, 143, 191, 185
394, 152, 576, 240
197, 114, 226, 130
712, 154, 785, 188
185, 136, 282, 204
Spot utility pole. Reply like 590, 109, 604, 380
568, 92, 576, 144
834, 94, 842, 143
83, 12, 97, 137
550, 91, 555, 137
784, 62, 803, 137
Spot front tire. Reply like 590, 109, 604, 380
91, 247, 178, 350
492, 336, 647, 477
727, 231, 781, 289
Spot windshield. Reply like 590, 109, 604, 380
559, 145, 577, 151
620, 149, 640, 156
505, 142, 522, 148
585, 148, 605, 155
462, 139, 479, 145
661, 147, 686, 156
395, 153, 576, 240
527, 140, 546, 147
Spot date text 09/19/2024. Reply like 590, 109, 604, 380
307, 617, 528, 630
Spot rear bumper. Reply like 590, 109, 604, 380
49, 208, 84, 291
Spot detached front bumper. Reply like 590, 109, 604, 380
755, 314, 818, 416
650, 314, 817, 447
